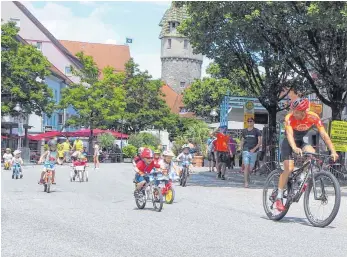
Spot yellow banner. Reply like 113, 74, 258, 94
330, 120, 347, 152
310, 103, 323, 116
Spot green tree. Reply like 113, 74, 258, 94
98, 133, 116, 152
237, 1, 347, 120
127, 132, 160, 149
183, 63, 247, 119
1, 22, 54, 116
59, 52, 126, 151
113, 59, 173, 133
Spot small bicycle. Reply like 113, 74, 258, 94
158, 175, 175, 204
71, 160, 88, 182
134, 171, 164, 212
43, 162, 54, 193
12, 163, 22, 179
179, 161, 190, 187
263, 152, 341, 227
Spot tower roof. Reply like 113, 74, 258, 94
159, 4, 189, 39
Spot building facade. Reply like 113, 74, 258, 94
159, 4, 203, 93
1, 1, 82, 134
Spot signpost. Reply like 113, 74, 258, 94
310, 103, 323, 116
243, 101, 255, 128
330, 120, 347, 152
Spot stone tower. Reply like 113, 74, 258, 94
159, 4, 203, 93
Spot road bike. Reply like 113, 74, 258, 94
263, 152, 341, 227
134, 171, 164, 212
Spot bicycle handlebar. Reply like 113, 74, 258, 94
301, 152, 332, 159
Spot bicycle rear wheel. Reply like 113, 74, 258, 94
304, 171, 341, 227
181, 168, 188, 187
263, 169, 290, 221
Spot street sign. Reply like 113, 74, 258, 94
330, 120, 347, 152
244, 101, 255, 128
44, 125, 53, 132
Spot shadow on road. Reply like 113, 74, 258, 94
188, 171, 266, 189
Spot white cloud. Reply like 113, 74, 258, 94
134, 53, 162, 80
79, 1, 97, 6
23, 2, 119, 44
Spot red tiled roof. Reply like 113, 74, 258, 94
160, 84, 195, 117
59, 40, 131, 73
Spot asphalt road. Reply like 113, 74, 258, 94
2, 163, 347, 257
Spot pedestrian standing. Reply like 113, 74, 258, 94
240, 117, 262, 188
227, 134, 237, 171
214, 125, 231, 180
94, 141, 100, 170
207, 132, 216, 172
62, 138, 72, 163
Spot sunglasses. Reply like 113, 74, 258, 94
145, 157, 154, 160
247, 120, 254, 123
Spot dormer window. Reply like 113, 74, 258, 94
169, 22, 179, 33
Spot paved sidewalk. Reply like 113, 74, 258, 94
192, 166, 347, 192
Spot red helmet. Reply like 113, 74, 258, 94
140, 148, 153, 159
290, 98, 310, 111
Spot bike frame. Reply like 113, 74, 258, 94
288, 153, 331, 204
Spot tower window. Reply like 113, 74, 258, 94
180, 82, 186, 88
10, 18, 20, 28
184, 40, 188, 49
167, 39, 171, 49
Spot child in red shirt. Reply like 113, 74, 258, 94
134, 148, 160, 195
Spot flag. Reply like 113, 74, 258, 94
126, 38, 133, 44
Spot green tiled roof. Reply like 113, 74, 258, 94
159, 4, 188, 38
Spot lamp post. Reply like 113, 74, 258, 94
13, 103, 24, 150
210, 108, 218, 123
118, 118, 126, 153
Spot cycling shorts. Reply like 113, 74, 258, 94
281, 138, 308, 161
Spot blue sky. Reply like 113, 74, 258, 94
25, 1, 210, 79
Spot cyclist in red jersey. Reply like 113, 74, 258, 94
275, 98, 339, 211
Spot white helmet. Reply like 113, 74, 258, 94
13, 150, 21, 155
163, 150, 175, 157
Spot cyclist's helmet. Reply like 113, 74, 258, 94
48, 139, 57, 147
154, 149, 161, 154
13, 150, 21, 155
290, 98, 310, 111
5, 148, 11, 152
182, 144, 190, 149
140, 148, 154, 159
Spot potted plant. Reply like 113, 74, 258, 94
122, 144, 137, 163
173, 123, 209, 167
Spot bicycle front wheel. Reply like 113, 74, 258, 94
152, 187, 163, 212
263, 169, 289, 221
304, 171, 341, 227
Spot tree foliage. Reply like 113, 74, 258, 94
127, 132, 160, 149
176, 1, 306, 131
183, 63, 247, 119
238, 1, 347, 120
98, 133, 116, 151
114, 59, 173, 133
1, 22, 54, 116
59, 52, 126, 150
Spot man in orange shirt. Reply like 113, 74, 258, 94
213, 125, 232, 180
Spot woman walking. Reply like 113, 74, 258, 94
94, 141, 100, 170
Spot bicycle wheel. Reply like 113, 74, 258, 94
304, 171, 341, 227
135, 189, 146, 209
181, 168, 188, 187
165, 187, 175, 204
152, 187, 163, 212
263, 169, 289, 221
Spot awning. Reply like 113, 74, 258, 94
66, 129, 129, 139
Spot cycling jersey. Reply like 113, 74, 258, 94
177, 153, 192, 163
136, 160, 159, 175
284, 111, 324, 139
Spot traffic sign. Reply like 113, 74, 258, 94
330, 120, 347, 152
